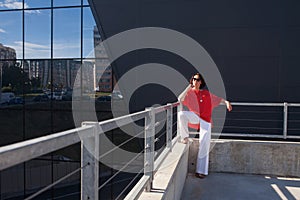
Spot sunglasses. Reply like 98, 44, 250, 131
193, 78, 201, 82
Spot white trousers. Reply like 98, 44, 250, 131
178, 111, 212, 175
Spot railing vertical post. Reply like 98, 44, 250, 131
283, 102, 288, 139
81, 122, 99, 200
166, 103, 173, 152
177, 102, 182, 138
144, 107, 155, 192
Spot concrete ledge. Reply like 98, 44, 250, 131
189, 139, 300, 177
138, 141, 189, 200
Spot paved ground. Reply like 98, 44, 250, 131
181, 172, 300, 200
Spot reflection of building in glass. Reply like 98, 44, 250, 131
0, 44, 16, 100
24, 60, 94, 90
93, 26, 112, 92
25, 60, 50, 87
0, 43, 16, 65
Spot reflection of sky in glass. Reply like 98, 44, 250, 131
53, 8, 81, 58
0, 11, 22, 59
83, 0, 89, 5
25, 0, 51, 8
53, 0, 81, 7
0, 1, 95, 59
83, 7, 96, 58
25, 9, 51, 59
0, 0, 89, 9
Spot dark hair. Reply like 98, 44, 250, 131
189, 73, 206, 89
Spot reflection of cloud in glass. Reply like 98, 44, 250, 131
7, 40, 81, 59
18, 41, 48, 49
53, 43, 80, 58
9, 41, 49, 58
0, 28, 5, 33
25, 10, 40, 14
0, 0, 23, 9
0, 0, 40, 13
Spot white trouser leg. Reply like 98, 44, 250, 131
196, 119, 211, 175
178, 111, 200, 139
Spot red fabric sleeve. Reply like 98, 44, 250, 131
182, 90, 201, 116
210, 93, 223, 109
182, 90, 192, 107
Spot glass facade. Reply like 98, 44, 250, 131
0, 1, 124, 199
0, 1, 96, 142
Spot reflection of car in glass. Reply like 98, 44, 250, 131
62, 91, 72, 101
47, 92, 62, 100
54, 92, 63, 100
33, 94, 49, 102
96, 95, 111, 102
112, 91, 123, 100
8, 97, 23, 105
0, 92, 15, 104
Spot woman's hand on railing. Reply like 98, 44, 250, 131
222, 99, 232, 112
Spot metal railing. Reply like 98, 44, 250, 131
0, 101, 180, 200
214, 102, 300, 139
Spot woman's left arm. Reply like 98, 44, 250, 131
210, 92, 232, 112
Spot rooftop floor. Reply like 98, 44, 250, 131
181, 172, 300, 200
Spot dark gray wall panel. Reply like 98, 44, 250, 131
88, 0, 300, 103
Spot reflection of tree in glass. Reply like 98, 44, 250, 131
2, 63, 30, 94
31, 77, 41, 91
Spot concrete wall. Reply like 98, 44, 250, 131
188, 139, 300, 177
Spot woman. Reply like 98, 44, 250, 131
178, 73, 232, 178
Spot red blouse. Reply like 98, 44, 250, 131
182, 89, 222, 129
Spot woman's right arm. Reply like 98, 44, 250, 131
178, 84, 191, 102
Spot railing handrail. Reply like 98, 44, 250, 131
230, 102, 300, 106
231, 102, 284, 106
0, 126, 94, 171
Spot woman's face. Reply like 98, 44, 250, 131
192, 74, 201, 89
